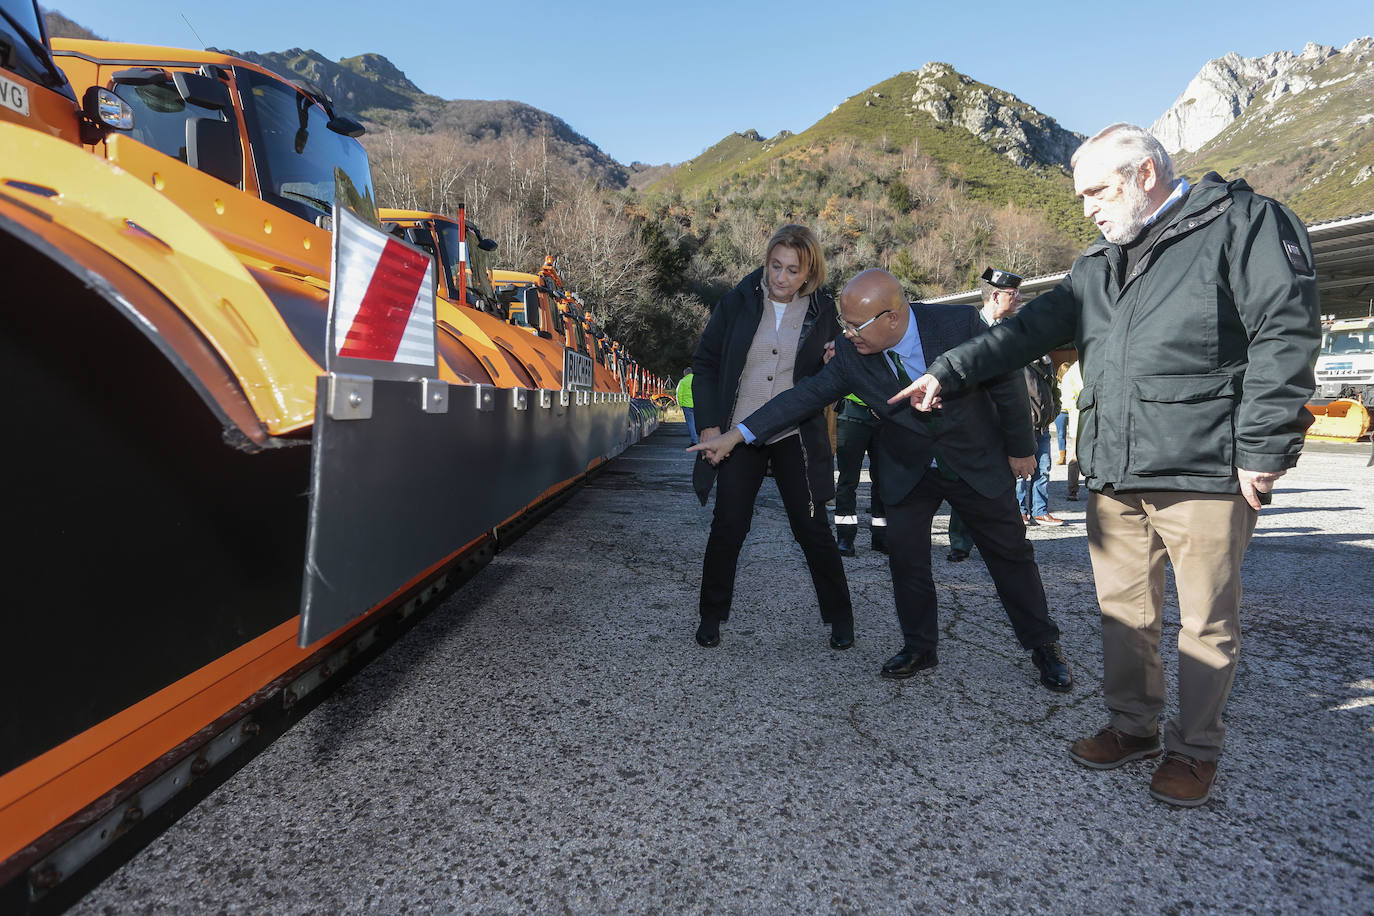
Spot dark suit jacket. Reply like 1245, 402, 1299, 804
743, 303, 1034, 504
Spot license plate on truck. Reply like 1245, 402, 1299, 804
0, 74, 30, 117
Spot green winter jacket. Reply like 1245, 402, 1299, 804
927, 173, 1321, 495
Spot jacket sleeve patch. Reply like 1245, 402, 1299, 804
1282, 239, 1312, 275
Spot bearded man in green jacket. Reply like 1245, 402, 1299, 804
891, 123, 1320, 808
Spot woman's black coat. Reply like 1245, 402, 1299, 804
691, 266, 840, 506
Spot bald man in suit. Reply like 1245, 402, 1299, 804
691, 269, 1071, 691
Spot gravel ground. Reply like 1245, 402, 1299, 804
75, 426, 1374, 914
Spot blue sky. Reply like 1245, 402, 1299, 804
46, 0, 1372, 165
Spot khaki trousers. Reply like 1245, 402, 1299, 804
1086, 489, 1257, 760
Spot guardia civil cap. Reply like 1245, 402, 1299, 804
981, 267, 1023, 289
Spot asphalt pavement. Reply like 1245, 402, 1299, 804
74, 426, 1374, 914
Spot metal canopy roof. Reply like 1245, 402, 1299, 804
926, 211, 1374, 321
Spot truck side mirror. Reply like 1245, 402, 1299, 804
328, 116, 365, 138
185, 118, 242, 186
82, 87, 133, 131
172, 72, 231, 111
521, 287, 543, 330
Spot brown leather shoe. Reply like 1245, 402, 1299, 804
1022, 513, 1033, 525
1150, 751, 1218, 807
1034, 514, 1064, 526
1068, 726, 1161, 770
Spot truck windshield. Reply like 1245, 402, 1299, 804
433, 221, 497, 308
0, 0, 68, 90
1322, 328, 1374, 356
235, 67, 375, 224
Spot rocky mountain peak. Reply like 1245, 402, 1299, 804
338, 52, 422, 93
1151, 37, 1373, 153
212, 46, 423, 114
899, 61, 1081, 168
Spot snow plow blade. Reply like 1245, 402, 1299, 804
1306, 399, 1371, 442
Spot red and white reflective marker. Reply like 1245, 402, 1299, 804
330, 206, 436, 367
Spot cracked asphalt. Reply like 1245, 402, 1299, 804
75, 424, 1374, 914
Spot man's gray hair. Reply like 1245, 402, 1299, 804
1071, 123, 1175, 184
979, 282, 998, 304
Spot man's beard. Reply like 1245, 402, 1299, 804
1102, 176, 1152, 244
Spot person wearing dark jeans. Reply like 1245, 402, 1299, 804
676, 367, 698, 445
1017, 425, 1060, 525
1054, 406, 1069, 465
834, 395, 886, 556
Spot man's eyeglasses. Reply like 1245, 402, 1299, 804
836, 309, 892, 336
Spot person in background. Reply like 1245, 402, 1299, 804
1054, 363, 1071, 465
676, 367, 697, 445
1060, 358, 1083, 501
890, 123, 1320, 806
976, 269, 1063, 527
689, 224, 854, 651
833, 393, 887, 556
947, 267, 1061, 559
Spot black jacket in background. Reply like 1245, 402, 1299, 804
691, 266, 840, 506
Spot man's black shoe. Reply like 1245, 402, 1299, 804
880, 647, 937, 679
695, 618, 720, 648
946, 548, 970, 562
829, 619, 855, 650
1031, 642, 1073, 692
836, 536, 856, 557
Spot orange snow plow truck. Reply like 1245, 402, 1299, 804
0, 13, 659, 912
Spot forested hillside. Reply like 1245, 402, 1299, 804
52, 12, 1368, 377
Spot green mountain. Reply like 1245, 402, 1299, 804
1173, 37, 1374, 221
651, 62, 1089, 240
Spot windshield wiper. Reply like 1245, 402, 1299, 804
0, 7, 67, 89
280, 188, 331, 212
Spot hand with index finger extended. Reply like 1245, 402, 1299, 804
687, 428, 744, 466
888, 373, 943, 412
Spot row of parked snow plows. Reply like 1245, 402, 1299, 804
0, 12, 666, 910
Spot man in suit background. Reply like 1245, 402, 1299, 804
690, 269, 1072, 691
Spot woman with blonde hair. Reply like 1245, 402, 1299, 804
690, 224, 854, 649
